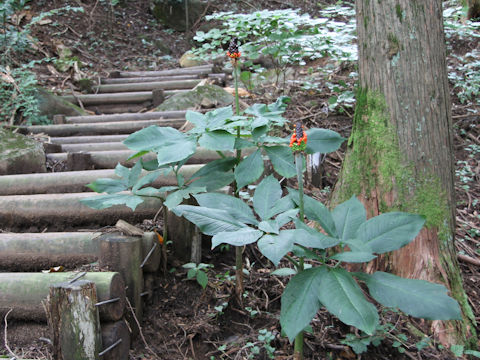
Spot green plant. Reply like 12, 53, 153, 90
191, 7, 356, 74
182, 262, 213, 289
245, 329, 276, 359
0, 62, 48, 125
172, 139, 461, 359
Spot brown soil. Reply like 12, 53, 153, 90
1, 0, 479, 359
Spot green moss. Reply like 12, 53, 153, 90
337, 90, 451, 230
340, 89, 401, 200
387, 33, 401, 58
395, 4, 403, 22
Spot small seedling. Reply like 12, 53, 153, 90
182, 263, 213, 289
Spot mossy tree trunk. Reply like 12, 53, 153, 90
331, 0, 476, 346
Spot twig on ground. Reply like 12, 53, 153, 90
4, 309, 19, 359
125, 297, 160, 360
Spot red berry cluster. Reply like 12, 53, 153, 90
289, 123, 308, 149
227, 38, 241, 59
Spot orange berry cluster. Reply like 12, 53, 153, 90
289, 125, 307, 148
227, 51, 241, 59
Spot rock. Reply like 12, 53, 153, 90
36, 88, 86, 119
155, 84, 234, 111
151, 0, 208, 32
179, 51, 207, 68
0, 128, 46, 175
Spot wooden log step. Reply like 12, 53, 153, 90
25, 118, 186, 136
47, 148, 222, 169
65, 110, 188, 124
0, 192, 162, 228
101, 74, 200, 84
0, 272, 126, 322
0, 231, 161, 273
0, 232, 101, 270
62, 89, 188, 106
94, 79, 201, 93
0, 165, 203, 195
86, 103, 151, 115
51, 134, 129, 144
114, 64, 213, 77
60, 142, 128, 152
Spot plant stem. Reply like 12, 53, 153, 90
295, 152, 305, 222
233, 62, 244, 305
294, 151, 305, 360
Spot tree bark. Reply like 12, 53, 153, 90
331, 0, 475, 346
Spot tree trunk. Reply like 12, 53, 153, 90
47, 280, 102, 360
331, 0, 475, 346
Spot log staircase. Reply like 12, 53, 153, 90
0, 63, 229, 359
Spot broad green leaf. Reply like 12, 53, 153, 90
267, 196, 296, 219
134, 187, 163, 197
123, 126, 178, 151
189, 170, 234, 192
80, 194, 144, 211
276, 209, 299, 228
198, 130, 236, 151
172, 205, 245, 235
294, 219, 340, 249
234, 138, 254, 149
252, 125, 268, 142
258, 220, 279, 234
186, 110, 206, 131
126, 150, 149, 161
86, 178, 127, 194
189, 157, 236, 179
164, 187, 205, 209
271, 268, 296, 276
196, 270, 208, 289
124, 126, 197, 167
353, 213, 426, 254
280, 267, 325, 342
127, 161, 143, 187
288, 188, 337, 236
332, 196, 366, 242
204, 106, 234, 130
361, 272, 461, 320
156, 137, 196, 167
264, 145, 296, 178
318, 268, 379, 335
194, 192, 258, 225
114, 163, 130, 178
132, 169, 168, 193
253, 175, 282, 220
330, 252, 377, 263
305, 128, 345, 154
211, 227, 263, 248
257, 230, 296, 265
234, 149, 264, 189
245, 103, 286, 127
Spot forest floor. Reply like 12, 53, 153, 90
3, 0, 480, 359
